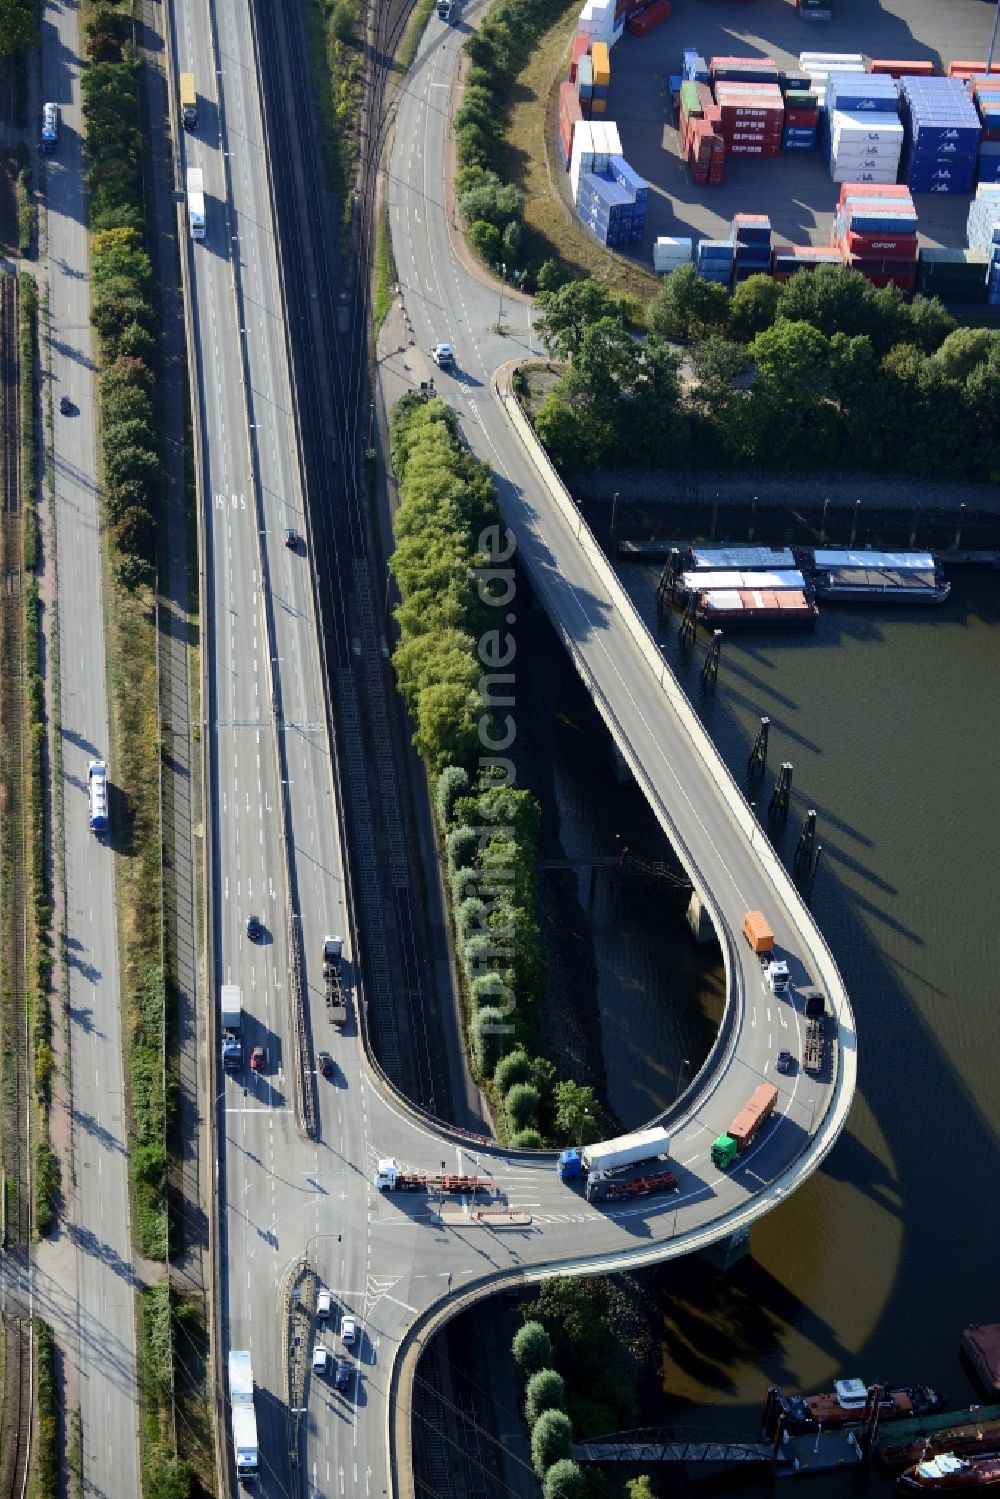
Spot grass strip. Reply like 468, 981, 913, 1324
373, 202, 396, 333
137, 1286, 195, 1499
397, 0, 435, 74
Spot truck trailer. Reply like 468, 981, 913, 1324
374, 1158, 491, 1194
186, 166, 206, 239
179, 72, 198, 129
221, 983, 243, 1070
586, 1164, 678, 1204
228, 1350, 259, 1482
323, 936, 347, 1028
557, 1126, 671, 1183
711, 1083, 778, 1170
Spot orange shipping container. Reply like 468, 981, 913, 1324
729, 1084, 778, 1147
591, 41, 611, 87
742, 910, 774, 955
947, 60, 987, 79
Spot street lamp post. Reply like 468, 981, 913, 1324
675, 1057, 690, 1101
497, 262, 507, 329
611, 489, 620, 543
989, 0, 1000, 74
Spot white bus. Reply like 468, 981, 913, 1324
88, 760, 109, 835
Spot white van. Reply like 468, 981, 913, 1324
316, 1288, 332, 1319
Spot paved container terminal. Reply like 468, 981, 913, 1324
597, 0, 1000, 259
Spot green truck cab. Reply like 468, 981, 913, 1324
711, 1134, 739, 1170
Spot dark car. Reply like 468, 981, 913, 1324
317, 1051, 334, 1078
250, 1045, 266, 1073
334, 1358, 351, 1392
59, 395, 73, 415
776, 1049, 794, 1075
246, 914, 261, 940
284, 527, 300, 549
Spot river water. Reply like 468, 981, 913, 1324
546, 558, 1000, 1469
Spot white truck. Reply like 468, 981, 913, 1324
228, 1350, 259, 1483
557, 1125, 671, 1183
186, 166, 206, 239
221, 983, 243, 1070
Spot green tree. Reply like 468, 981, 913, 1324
532, 1409, 573, 1476
493, 1048, 532, 1093
544, 1461, 587, 1499
414, 679, 479, 770
81, 62, 139, 154
146, 1459, 196, 1499
470, 972, 507, 1009
728, 274, 781, 341
114, 505, 157, 562
467, 219, 502, 264
0, 0, 37, 53
626, 1478, 657, 1499
436, 764, 470, 826
526, 1368, 566, 1425
750, 318, 830, 405
512, 1320, 552, 1377
535, 279, 630, 358
648, 263, 729, 340
930, 326, 997, 383
904, 294, 957, 355
446, 824, 480, 873
505, 1081, 540, 1131
471, 1005, 514, 1073
511, 1127, 543, 1147
690, 334, 751, 392
536, 259, 568, 294
533, 393, 591, 472
552, 1080, 599, 1145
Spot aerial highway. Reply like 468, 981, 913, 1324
168, 4, 856, 1499
29, 1, 140, 1495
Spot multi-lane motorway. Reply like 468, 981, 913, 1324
17, 0, 856, 1493
176, 2, 855, 1498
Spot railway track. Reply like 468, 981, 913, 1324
248, 0, 450, 1116
0, 270, 34, 1499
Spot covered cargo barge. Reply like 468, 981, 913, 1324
808, 549, 950, 604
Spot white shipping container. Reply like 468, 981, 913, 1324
832, 167, 900, 183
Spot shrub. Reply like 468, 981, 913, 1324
526, 1368, 566, 1425
532, 1409, 573, 1476
471, 1005, 514, 1074
146, 1460, 196, 1499
511, 1127, 542, 1148
470, 972, 506, 1009
493, 1047, 531, 1094
467, 219, 502, 266
446, 824, 480, 873
462, 934, 494, 977
35, 1139, 61, 1236
455, 895, 486, 941
450, 865, 478, 906
544, 1460, 586, 1499
512, 1320, 551, 1377
505, 1081, 540, 1131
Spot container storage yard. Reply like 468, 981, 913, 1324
550, 0, 1000, 282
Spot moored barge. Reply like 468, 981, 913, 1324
765, 1379, 946, 1436
808, 549, 951, 604
899, 1451, 1000, 1490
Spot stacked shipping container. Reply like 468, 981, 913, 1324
831, 182, 919, 292
966, 183, 1000, 306
898, 76, 982, 195
824, 74, 903, 185
732, 213, 771, 282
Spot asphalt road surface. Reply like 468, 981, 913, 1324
34, 0, 139, 1494
171, 3, 856, 1498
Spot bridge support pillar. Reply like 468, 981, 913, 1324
686, 890, 715, 945
700, 1226, 750, 1274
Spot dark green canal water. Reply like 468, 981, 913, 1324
549, 560, 1000, 1468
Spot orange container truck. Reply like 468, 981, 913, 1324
711, 1083, 778, 1170
743, 910, 774, 954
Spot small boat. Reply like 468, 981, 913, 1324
899, 1451, 1000, 1490
772, 1378, 946, 1434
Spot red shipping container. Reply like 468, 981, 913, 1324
845, 229, 918, 257
570, 33, 590, 81
947, 60, 986, 80
838, 182, 912, 204
627, 0, 670, 35
785, 108, 819, 127
559, 81, 583, 126
559, 119, 573, 165
869, 59, 936, 79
